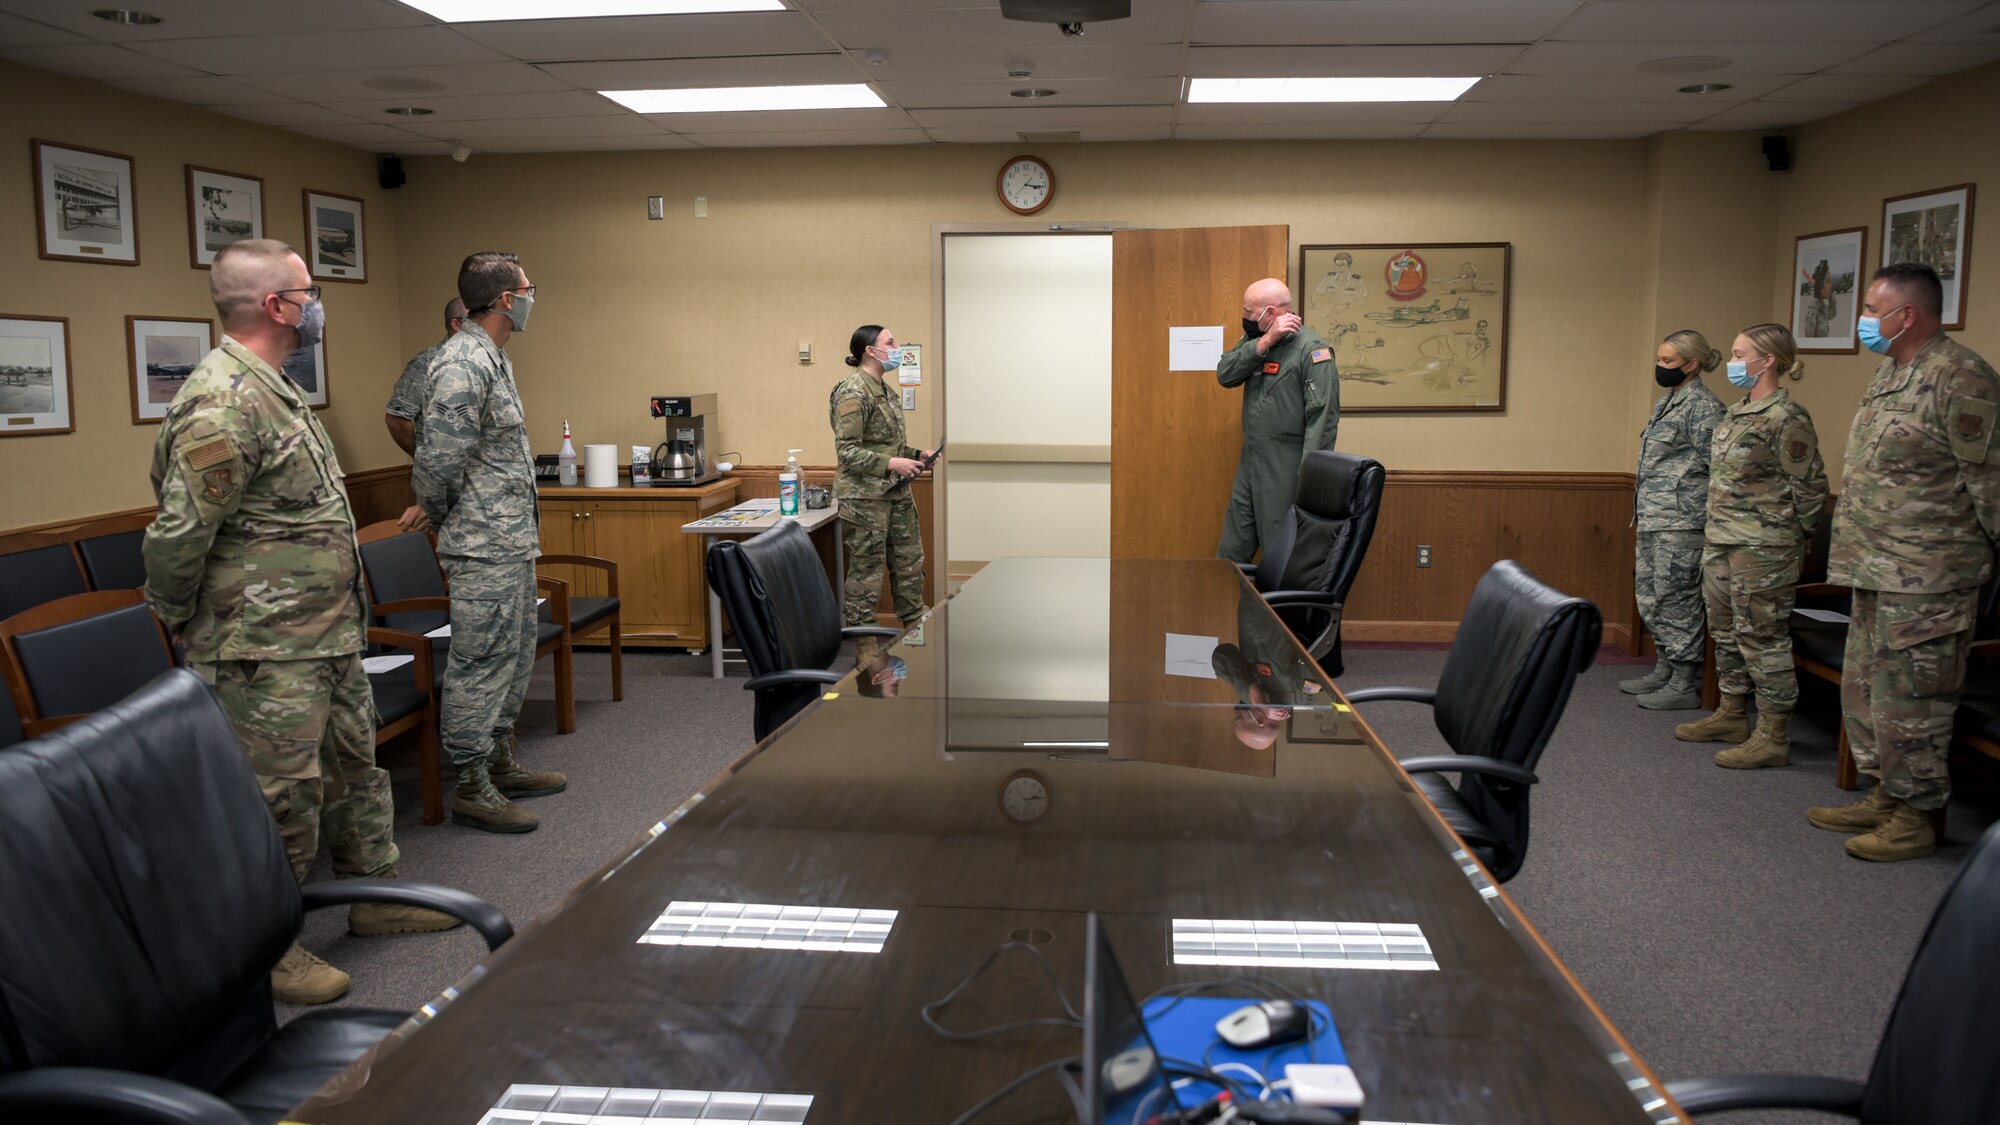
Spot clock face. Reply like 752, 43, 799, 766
1000, 770, 1050, 823
998, 156, 1053, 215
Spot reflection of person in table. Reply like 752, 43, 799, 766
854, 654, 908, 699
1212, 587, 1327, 747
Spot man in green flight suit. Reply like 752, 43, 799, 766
1217, 277, 1340, 562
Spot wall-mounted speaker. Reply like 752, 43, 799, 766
378, 154, 406, 190
1761, 134, 1792, 173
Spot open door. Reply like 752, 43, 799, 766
1109, 225, 1289, 559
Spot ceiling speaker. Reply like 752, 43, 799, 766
378, 154, 406, 190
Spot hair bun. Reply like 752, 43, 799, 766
1704, 348, 1723, 372
1786, 359, 1806, 380
843, 355, 860, 367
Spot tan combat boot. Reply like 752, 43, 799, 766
1845, 803, 1937, 862
1715, 711, 1790, 769
449, 761, 539, 834
1674, 694, 1749, 743
272, 942, 350, 1005
488, 731, 568, 798
348, 867, 466, 937
1806, 785, 1897, 833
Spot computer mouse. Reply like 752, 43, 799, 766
1216, 999, 1310, 1049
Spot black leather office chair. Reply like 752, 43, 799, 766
1666, 817, 2000, 1122
0, 669, 513, 1125
64, 512, 153, 591
0, 531, 88, 621
706, 520, 900, 741
1239, 450, 1384, 677
1345, 560, 1601, 883
0, 589, 176, 739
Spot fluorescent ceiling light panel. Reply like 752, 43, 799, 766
1187, 77, 1480, 104
483, 1085, 812, 1124
640, 900, 898, 953
603, 85, 885, 113
1171, 918, 1439, 971
404, 0, 782, 21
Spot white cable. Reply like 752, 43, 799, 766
1131, 1075, 1200, 1124
1210, 1062, 1271, 1096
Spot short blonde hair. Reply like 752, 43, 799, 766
1661, 329, 1722, 373
209, 239, 302, 328
1739, 322, 1805, 380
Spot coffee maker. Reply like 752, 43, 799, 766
648, 394, 721, 486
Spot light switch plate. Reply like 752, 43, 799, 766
694, 195, 708, 218
646, 195, 663, 220
901, 386, 917, 410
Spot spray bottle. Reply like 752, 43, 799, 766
779, 449, 802, 518
558, 420, 577, 486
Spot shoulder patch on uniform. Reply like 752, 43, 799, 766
185, 437, 233, 470
1949, 396, 1997, 464
201, 466, 236, 503
837, 399, 862, 417
1262, 361, 1281, 374
1310, 347, 1332, 364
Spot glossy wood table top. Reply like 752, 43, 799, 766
294, 560, 1680, 1125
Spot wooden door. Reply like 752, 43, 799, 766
1109, 225, 1289, 558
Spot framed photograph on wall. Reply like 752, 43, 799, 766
1297, 242, 1511, 413
281, 329, 329, 409
1882, 183, 1975, 329
127, 316, 214, 424
185, 165, 264, 268
0, 315, 75, 438
1792, 227, 1867, 353
31, 140, 139, 265
302, 189, 366, 283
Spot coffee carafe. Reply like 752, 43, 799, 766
653, 428, 700, 481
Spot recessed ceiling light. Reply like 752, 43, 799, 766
601, 84, 886, 113
363, 76, 448, 94
91, 8, 161, 24
401, 0, 781, 21
1010, 87, 1059, 99
1678, 83, 1734, 94
1638, 55, 1731, 74
1188, 76, 1481, 104
383, 106, 435, 117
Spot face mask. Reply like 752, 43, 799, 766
1726, 359, 1761, 388
1858, 307, 1906, 355
294, 298, 324, 349
876, 346, 902, 372
501, 290, 532, 332
1654, 364, 1686, 388
1241, 310, 1266, 337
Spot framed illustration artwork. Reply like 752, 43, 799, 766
127, 316, 214, 424
1298, 242, 1511, 412
0, 315, 76, 438
1882, 183, 1975, 329
185, 165, 265, 269
281, 329, 330, 409
302, 189, 366, 283
1792, 227, 1867, 353
31, 140, 139, 265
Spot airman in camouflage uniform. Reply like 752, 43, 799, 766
383, 298, 466, 532
832, 325, 930, 644
413, 252, 565, 834
1674, 326, 1827, 767
1808, 265, 2000, 862
1218, 278, 1339, 563
142, 239, 455, 1007
1628, 331, 1728, 707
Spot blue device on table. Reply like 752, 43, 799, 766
1138, 995, 1343, 1113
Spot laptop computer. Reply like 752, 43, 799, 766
1082, 913, 1187, 1125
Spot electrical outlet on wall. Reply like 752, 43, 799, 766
1417, 545, 1432, 568
694, 195, 708, 218
901, 386, 917, 411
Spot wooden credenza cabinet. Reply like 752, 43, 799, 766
536, 479, 738, 650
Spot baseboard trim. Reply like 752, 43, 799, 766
1343, 619, 1638, 655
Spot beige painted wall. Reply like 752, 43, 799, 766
0, 61, 403, 529
1769, 61, 2000, 474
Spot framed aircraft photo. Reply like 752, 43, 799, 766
0, 314, 75, 438
127, 315, 214, 424
32, 140, 139, 265
186, 165, 264, 269
302, 188, 366, 283
1299, 242, 1511, 413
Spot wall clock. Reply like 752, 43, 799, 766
997, 154, 1054, 216
1000, 768, 1051, 823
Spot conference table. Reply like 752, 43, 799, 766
292, 558, 1683, 1125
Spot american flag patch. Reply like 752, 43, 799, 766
1310, 347, 1332, 363
186, 438, 232, 470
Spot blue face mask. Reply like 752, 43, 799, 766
1857, 307, 1907, 355
877, 346, 902, 372
294, 298, 324, 349
1726, 359, 1758, 388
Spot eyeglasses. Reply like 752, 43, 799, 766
273, 286, 322, 304
510, 284, 537, 298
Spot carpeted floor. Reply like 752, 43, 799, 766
296, 643, 1999, 1124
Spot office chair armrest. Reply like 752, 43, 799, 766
366, 627, 436, 695
0, 1068, 250, 1125
534, 574, 571, 636
840, 626, 903, 639
1398, 755, 1539, 786
1342, 687, 1437, 706
371, 596, 452, 619
21, 713, 87, 738
1663, 1074, 1863, 1116
1970, 638, 2000, 663
1261, 590, 1341, 609
538, 553, 620, 597
300, 879, 514, 950
743, 668, 845, 692
1231, 561, 1258, 575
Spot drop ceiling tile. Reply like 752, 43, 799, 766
1186, 45, 1525, 78
815, 4, 1185, 49
396, 114, 667, 142
448, 12, 832, 61
1420, 121, 1666, 140
880, 76, 1181, 108
1762, 73, 1936, 102
322, 91, 628, 123
863, 44, 1184, 81
684, 128, 932, 147
1188, 1, 1586, 46
127, 27, 507, 74
0, 0, 427, 40
1172, 122, 1429, 140
1549, 2, 1979, 45
1439, 100, 1715, 125
233, 62, 573, 102
1177, 100, 1449, 125
295, 121, 436, 145
908, 104, 1175, 128
1908, 3, 2000, 43
1830, 41, 2000, 75
638, 107, 915, 132
1683, 100, 1859, 130
0, 12, 87, 46
208, 102, 376, 127
106, 74, 291, 105
1466, 73, 1788, 102
539, 55, 859, 90
468, 134, 701, 153
0, 42, 203, 80
923, 125, 1172, 142
1505, 41, 1867, 76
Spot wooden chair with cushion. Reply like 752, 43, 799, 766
0, 530, 88, 622
61, 510, 153, 591
0, 589, 176, 738
536, 549, 623, 704
366, 622, 443, 825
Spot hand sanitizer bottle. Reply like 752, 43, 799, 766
779, 450, 802, 518
558, 420, 577, 486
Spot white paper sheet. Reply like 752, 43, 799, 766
1795, 608, 1850, 623
424, 624, 451, 638
1164, 632, 1219, 679
1168, 325, 1226, 372
362, 654, 414, 674
537, 597, 547, 606
897, 344, 923, 385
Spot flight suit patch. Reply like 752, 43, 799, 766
1262, 361, 1280, 374
202, 466, 236, 502
1301, 681, 1321, 694
1949, 397, 1996, 463
1310, 347, 1332, 363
